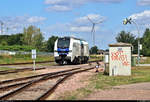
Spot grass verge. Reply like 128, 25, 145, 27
60, 66, 150, 100
0, 67, 17, 71
140, 57, 150, 64
0, 55, 54, 64
0, 71, 38, 81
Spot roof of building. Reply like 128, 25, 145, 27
109, 42, 132, 47
59, 36, 86, 41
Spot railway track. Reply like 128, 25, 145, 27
0, 63, 94, 92
0, 60, 101, 66
0, 61, 54, 66
0, 67, 46, 75
0, 60, 101, 75
37, 67, 96, 100
0, 66, 85, 88
0, 62, 99, 100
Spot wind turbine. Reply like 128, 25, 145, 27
87, 16, 103, 46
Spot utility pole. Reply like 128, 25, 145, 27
123, 18, 140, 66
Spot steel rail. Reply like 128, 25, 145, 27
0, 67, 83, 91
0, 60, 100, 75
0, 66, 96, 100
0, 67, 46, 75
0, 67, 83, 85
37, 66, 95, 100
0, 59, 101, 66
37, 75, 71, 100
0, 64, 95, 89
0, 61, 54, 66
0, 60, 99, 85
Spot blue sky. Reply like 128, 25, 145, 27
0, 0, 150, 49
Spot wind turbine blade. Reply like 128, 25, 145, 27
95, 20, 103, 24
87, 16, 94, 23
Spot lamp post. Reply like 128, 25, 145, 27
123, 18, 140, 66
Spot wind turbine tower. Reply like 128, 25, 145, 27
87, 16, 103, 46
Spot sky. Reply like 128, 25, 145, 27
0, 0, 150, 49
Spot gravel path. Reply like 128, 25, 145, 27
45, 62, 104, 100
46, 69, 97, 100
84, 82, 150, 100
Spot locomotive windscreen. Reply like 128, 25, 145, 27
57, 37, 70, 48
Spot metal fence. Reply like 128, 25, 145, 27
0, 50, 53, 56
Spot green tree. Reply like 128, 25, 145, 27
40, 41, 48, 52
23, 26, 34, 45
32, 29, 44, 50
23, 25, 44, 50
90, 46, 98, 54
116, 31, 136, 44
7, 33, 23, 45
141, 28, 150, 56
47, 36, 58, 52
0, 35, 9, 45
116, 30, 138, 54
0, 40, 8, 46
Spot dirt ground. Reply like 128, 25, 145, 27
3, 62, 150, 100
43, 61, 150, 100
46, 68, 97, 100
45, 62, 104, 100
84, 82, 150, 100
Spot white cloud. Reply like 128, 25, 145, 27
129, 10, 150, 20
46, 23, 69, 32
45, 14, 105, 33
69, 14, 105, 32
70, 26, 91, 32
27, 16, 46, 23
46, 5, 72, 12
125, 10, 150, 37
130, 29, 144, 38
45, 0, 122, 5
44, 0, 123, 12
70, 26, 99, 32
0, 15, 46, 34
45, 0, 66, 5
128, 10, 150, 27
75, 14, 105, 25
137, 0, 150, 6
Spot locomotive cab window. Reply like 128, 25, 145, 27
57, 38, 70, 48
81, 44, 84, 49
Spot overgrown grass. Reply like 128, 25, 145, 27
0, 54, 101, 64
140, 57, 150, 64
61, 66, 150, 100
0, 67, 17, 71
91, 67, 150, 89
89, 55, 103, 61
61, 88, 92, 100
0, 54, 54, 64
0, 71, 38, 81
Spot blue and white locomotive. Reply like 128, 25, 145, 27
54, 37, 89, 65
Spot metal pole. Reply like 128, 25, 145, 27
93, 24, 95, 46
131, 21, 140, 66
33, 60, 36, 71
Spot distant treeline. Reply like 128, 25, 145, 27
116, 28, 150, 56
1, 25, 150, 56
0, 25, 58, 52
